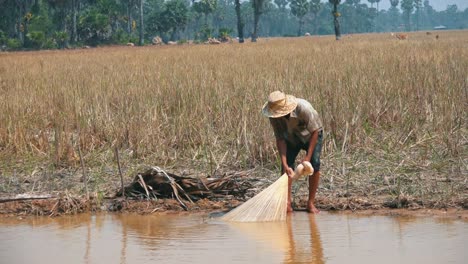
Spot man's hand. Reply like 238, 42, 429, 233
301, 156, 312, 164
285, 166, 295, 178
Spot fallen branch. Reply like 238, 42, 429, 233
120, 167, 253, 208
0, 194, 56, 203
137, 174, 151, 198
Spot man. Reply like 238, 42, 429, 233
262, 91, 323, 214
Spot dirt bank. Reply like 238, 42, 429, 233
1, 197, 467, 220
1, 165, 466, 219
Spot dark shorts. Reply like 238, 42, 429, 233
282, 130, 323, 172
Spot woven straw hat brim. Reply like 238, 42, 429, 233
262, 95, 298, 118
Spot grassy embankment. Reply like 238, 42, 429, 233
0, 31, 466, 209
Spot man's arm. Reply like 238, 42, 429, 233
277, 138, 294, 178
303, 129, 319, 162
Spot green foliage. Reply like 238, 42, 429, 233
161, 0, 189, 31
328, 0, 342, 5
54, 31, 68, 42
148, 0, 188, 39
43, 38, 58, 49
78, 8, 111, 45
0, 0, 467, 50
290, 0, 310, 19
290, 0, 310, 35
95, 190, 105, 207
193, 0, 218, 16
390, 0, 399, 7
145, 0, 165, 32
342, 2, 380, 32
251, 0, 267, 14
401, 0, 414, 31
54, 31, 68, 49
0, 30, 6, 45
274, 0, 288, 10
111, 29, 135, 44
218, 27, 233, 38
6, 38, 22, 50
401, 0, 414, 12
195, 24, 214, 41
310, 0, 323, 14
146, 11, 164, 35
26, 31, 46, 49
28, 13, 53, 33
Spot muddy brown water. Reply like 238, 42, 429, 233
0, 212, 466, 264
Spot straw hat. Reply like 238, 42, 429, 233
262, 91, 298, 118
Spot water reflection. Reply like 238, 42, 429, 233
84, 218, 91, 264
120, 221, 127, 264
0, 212, 466, 264
228, 214, 325, 263
113, 213, 210, 249
0, 212, 93, 228
285, 214, 324, 264
112, 213, 325, 264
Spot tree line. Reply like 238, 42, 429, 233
0, 0, 467, 50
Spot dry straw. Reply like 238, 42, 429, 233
222, 162, 313, 222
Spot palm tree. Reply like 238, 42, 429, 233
329, 0, 342, 40
71, 0, 79, 43
193, 0, 217, 26
413, 0, 422, 30
139, 0, 144, 45
389, 0, 400, 31
234, 0, 244, 43
375, 0, 381, 11
274, 0, 289, 36
14, 0, 34, 44
309, 0, 322, 35
126, 0, 137, 35
401, 0, 414, 31
251, 0, 266, 42
290, 0, 310, 36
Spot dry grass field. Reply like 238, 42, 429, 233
0, 31, 466, 209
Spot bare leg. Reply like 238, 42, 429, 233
287, 176, 293, 212
307, 171, 320, 214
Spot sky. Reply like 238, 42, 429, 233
375, 0, 468, 11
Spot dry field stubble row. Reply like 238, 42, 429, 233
0, 31, 466, 206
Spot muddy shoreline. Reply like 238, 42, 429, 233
1, 164, 466, 220
1, 196, 466, 220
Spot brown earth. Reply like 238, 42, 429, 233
1, 197, 467, 220
0, 166, 466, 219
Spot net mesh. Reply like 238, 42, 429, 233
221, 174, 289, 222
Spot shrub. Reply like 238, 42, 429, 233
43, 38, 57, 49
0, 30, 6, 45
6, 38, 21, 50
78, 8, 111, 46
54, 31, 68, 49
218, 28, 232, 39
26, 31, 46, 49
196, 25, 213, 41
112, 29, 130, 44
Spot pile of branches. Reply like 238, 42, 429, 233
118, 167, 253, 210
